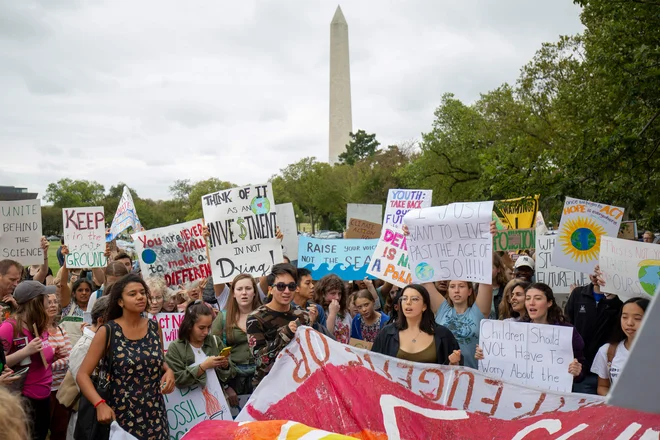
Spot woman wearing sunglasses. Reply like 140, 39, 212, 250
372, 284, 462, 365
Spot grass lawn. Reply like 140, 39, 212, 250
47, 243, 61, 275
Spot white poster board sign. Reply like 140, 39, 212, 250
367, 225, 411, 288
149, 313, 184, 351
62, 207, 107, 268
404, 201, 494, 284
275, 203, 299, 261
599, 236, 660, 300
383, 189, 432, 227
552, 197, 624, 273
536, 234, 590, 294
346, 203, 382, 228
0, 199, 43, 265
202, 183, 283, 283
478, 319, 574, 392
133, 220, 209, 287
107, 186, 141, 241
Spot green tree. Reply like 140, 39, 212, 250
41, 206, 63, 236
44, 179, 105, 207
338, 130, 381, 165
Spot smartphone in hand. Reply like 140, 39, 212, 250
219, 347, 232, 357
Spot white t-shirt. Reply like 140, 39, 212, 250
591, 342, 629, 384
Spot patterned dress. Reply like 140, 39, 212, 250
107, 320, 169, 440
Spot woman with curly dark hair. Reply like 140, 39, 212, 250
314, 274, 351, 343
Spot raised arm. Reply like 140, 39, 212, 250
60, 246, 72, 308
422, 282, 446, 316
33, 237, 50, 284
474, 282, 494, 318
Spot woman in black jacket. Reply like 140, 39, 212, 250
372, 284, 462, 365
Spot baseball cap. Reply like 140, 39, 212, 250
13, 281, 57, 305
514, 255, 535, 270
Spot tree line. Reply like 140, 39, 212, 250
41, 0, 660, 235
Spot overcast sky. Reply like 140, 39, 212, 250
0, 0, 584, 202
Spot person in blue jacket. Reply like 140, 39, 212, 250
350, 290, 389, 343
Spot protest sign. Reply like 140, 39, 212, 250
149, 313, 184, 351
404, 201, 494, 284
298, 237, 377, 280
346, 203, 382, 228
275, 203, 298, 261
62, 207, 106, 268
202, 183, 283, 284
0, 199, 43, 265
107, 186, 141, 241
552, 197, 624, 273
345, 218, 381, 239
349, 338, 373, 350
478, 319, 574, 392
536, 234, 589, 294
164, 379, 232, 439
229, 326, 660, 440
494, 195, 539, 230
493, 228, 535, 252
536, 211, 548, 236
599, 236, 660, 299
383, 189, 432, 227
133, 220, 209, 287
367, 225, 411, 288
618, 220, 637, 240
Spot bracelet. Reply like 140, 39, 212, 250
94, 399, 106, 409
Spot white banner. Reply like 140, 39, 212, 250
599, 236, 660, 300
536, 234, 590, 294
275, 203, 298, 261
62, 206, 106, 268
404, 201, 494, 284
552, 197, 624, 273
478, 319, 574, 392
133, 220, 209, 287
0, 199, 43, 265
107, 186, 141, 241
383, 189, 432, 227
367, 225, 411, 288
202, 183, 283, 283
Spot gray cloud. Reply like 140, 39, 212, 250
0, 0, 583, 202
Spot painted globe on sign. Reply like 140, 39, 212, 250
250, 197, 271, 215
415, 262, 435, 282
638, 260, 660, 296
142, 249, 157, 265
570, 227, 597, 251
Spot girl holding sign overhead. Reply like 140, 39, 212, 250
591, 297, 649, 396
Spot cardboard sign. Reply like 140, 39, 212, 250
275, 203, 299, 261
133, 220, 209, 287
478, 319, 574, 392
618, 221, 637, 240
367, 225, 411, 288
552, 197, 624, 273
346, 204, 382, 228
535, 234, 589, 294
383, 189, 432, 227
202, 183, 283, 284
349, 338, 373, 350
107, 186, 141, 241
149, 313, 184, 351
493, 229, 535, 252
0, 199, 43, 265
345, 218, 381, 239
599, 236, 660, 299
404, 201, 494, 284
298, 237, 377, 281
494, 195, 539, 230
62, 207, 106, 268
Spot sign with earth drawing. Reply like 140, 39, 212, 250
202, 183, 283, 284
552, 197, 624, 274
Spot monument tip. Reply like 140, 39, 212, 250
331, 5, 347, 25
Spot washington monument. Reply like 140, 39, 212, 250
329, 5, 353, 164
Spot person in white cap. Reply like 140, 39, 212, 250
514, 255, 535, 282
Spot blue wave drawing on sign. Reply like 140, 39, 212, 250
300, 263, 374, 281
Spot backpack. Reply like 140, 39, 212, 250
606, 342, 619, 382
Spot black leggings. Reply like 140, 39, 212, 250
24, 396, 51, 440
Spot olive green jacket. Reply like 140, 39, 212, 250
165, 334, 235, 389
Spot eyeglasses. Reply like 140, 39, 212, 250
400, 296, 422, 304
273, 282, 297, 292
151, 296, 163, 301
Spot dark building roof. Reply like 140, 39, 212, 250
0, 186, 38, 201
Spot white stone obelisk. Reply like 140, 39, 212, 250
329, 5, 353, 164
